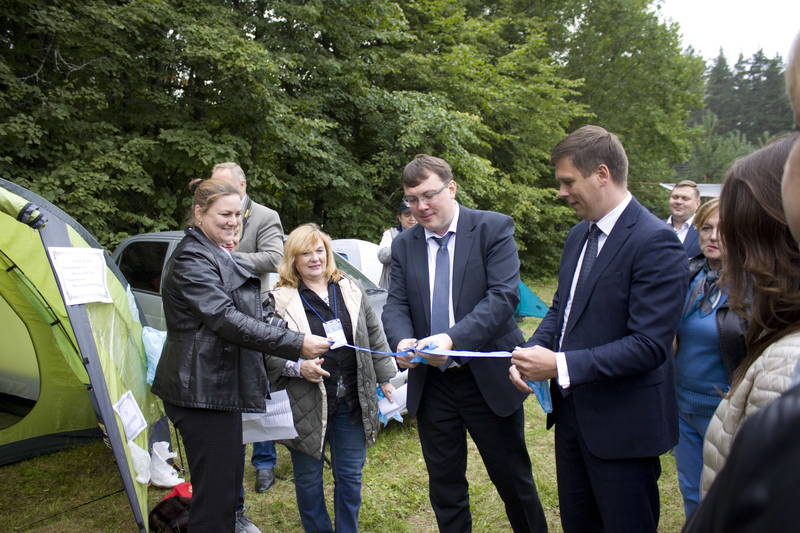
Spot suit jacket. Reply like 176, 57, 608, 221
683, 225, 701, 257
234, 196, 284, 298
665, 217, 700, 258
530, 198, 688, 459
382, 205, 526, 418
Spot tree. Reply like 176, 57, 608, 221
557, 0, 706, 213
704, 49, 792, 143
676, 111, 755, 184
0, 0, 705, 280
705, 51, 738, 134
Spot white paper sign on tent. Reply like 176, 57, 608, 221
48, 247, 112, 305
112, 390, 148, 442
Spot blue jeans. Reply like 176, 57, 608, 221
252, 440, 277, 470
674, 411, 713, 519
290, 398, 366, 533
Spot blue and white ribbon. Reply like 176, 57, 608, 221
341, 343, 552, 413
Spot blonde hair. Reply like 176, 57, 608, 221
693, 198, 719, 230
277, 223, 343, 288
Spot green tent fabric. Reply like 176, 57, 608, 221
515, 281, 549, 319
0, 177, 162, 532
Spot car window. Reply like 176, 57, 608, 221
117, 241, 170, 295
334, 252, 376, 288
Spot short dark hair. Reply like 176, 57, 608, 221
550, 125, 628, 184
401, 154, 453, 187
673, 179, 700, 200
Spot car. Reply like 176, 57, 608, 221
111, 231, 388, 331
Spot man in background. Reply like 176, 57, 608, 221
667, 179, 701, 257
211, 162, 284, 533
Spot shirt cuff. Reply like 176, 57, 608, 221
283, 360, 302, 377
555, 352, 570, 389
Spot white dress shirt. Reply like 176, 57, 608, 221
666, 214, 695, 243
424, 205, 460, 331
555, 192, 632, 388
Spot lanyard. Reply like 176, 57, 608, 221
299, 282, 338, 323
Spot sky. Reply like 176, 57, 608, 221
657, 0, 799, 63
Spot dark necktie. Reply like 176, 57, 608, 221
558, 224, 602, 362
430, 232, 453, 335
574, 223, 601, 297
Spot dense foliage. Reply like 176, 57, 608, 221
669, 49, 794, 209
0, 0, 710, 277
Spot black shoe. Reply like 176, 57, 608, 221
255, 468, 275, 493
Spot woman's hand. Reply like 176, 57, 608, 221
300, 359, 330, 383
301, 334, 332, 358
395, 338, 419, 369
380, 382, 395, 403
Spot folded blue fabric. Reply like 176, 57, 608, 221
527, 380, 552, 414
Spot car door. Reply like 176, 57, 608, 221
115, 239, 172, 330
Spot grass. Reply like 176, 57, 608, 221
0, 279, 685, 532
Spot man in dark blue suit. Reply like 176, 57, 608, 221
382, 155, 547, 533
667, 180, 701, 257
510, 126, 687, 533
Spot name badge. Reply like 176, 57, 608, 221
323, 318, 347, 349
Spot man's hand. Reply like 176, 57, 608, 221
395, 338, 419, 369
511, 345, 558, 381
380, 382, 396, 403
509, 364, 533, 394
301, 334, 332, 358
299, 358, 330, 383
416, 333, 453, 367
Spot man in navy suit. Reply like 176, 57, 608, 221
510, 126, 687, 532
382, 155, 547, 533
667, 180, 701, 257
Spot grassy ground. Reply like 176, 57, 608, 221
1, 280, 685, 532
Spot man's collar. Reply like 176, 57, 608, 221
667, 213, 694, 230
593, 192, 632, 236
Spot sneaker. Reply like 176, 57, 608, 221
235, 507, 262, 533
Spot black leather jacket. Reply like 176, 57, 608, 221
151, 226, 304, 412
686, 254, 747, 379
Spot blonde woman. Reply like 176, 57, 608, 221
267, 223, 396, 533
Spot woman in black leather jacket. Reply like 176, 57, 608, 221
151, 178, 330, 533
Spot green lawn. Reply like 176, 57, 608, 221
1, 280, 685, 532
0, 407, 684, 532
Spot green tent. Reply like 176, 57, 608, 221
0, 177, 162, 532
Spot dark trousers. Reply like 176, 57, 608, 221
554, 394, 661, 533
164, 402, 244, 533
416, 366, 547, 533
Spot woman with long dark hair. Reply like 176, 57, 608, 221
700, 132, 800, 496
